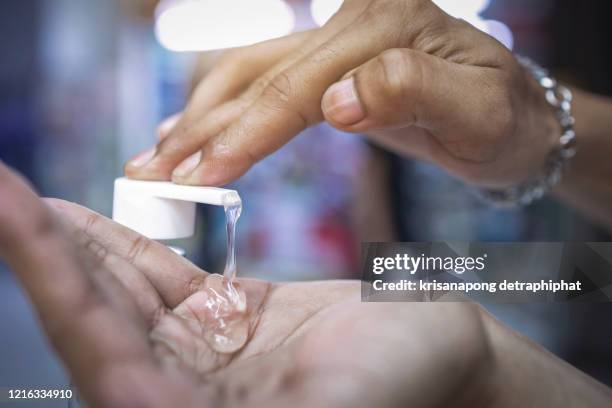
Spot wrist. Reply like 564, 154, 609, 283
478, 56, 576, 207
477, 304, 612, 407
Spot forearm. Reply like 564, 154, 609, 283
481, 310, 612, 407
555, 89, 612, 230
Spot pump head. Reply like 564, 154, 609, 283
112, 177, 241, 240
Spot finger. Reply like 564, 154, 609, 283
324, 48, 518, 173
60, 218, 166, 328
126, 32, 312, 181
169, 0, 453, 186
95, 248, 166, 328
185, 31, 314, 119
0, 163, 159, 405
128, 99, 250, 181
45, 198, 207, 308
157, 112, 182, 141
130, 3, 369, 183
171, 24, 394, 185
322, 47, 507, 150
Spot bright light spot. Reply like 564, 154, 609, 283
310, 0, 343, 27
432, 0, 491, 18
155, 0, 295, 52
483, 20, 514, 50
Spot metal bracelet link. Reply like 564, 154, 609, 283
479, 56, 576, 207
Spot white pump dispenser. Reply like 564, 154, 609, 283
112, 177, 241, 240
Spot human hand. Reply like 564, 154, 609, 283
0, 162, 490, 408
125, 0, 559, 190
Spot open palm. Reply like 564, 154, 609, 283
0, 163, 487, 408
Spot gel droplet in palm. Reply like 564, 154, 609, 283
200, 201, 249, 353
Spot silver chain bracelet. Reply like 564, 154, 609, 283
479, 56, 577, 207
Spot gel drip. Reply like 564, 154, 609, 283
199, 201, 249, 354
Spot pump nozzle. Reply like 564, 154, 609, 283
112, 177, 241, 240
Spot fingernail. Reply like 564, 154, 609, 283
128, 147, 156, 168
323, 78, 365, 126
172, 152, 201, 178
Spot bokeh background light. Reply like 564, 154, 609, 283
310, 0, 343, 27
433, 0, 491, 19
155, 0, 295, 51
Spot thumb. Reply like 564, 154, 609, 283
321, 48, 507, 143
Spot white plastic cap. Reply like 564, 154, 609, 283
112, 177, 241, 240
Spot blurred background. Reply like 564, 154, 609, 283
1, 0, 611, 406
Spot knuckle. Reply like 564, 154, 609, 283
311, 43, 340, 66
185, 273, 207, 297
261, 72, 310, 127
246, 73, 273, 99
264, 72, 295, 105
82, 211, 101, 237
125, 235, 151, 266
377, 49, 422, 107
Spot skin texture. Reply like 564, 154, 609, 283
125, 0, 558, 191
1, 162, 611, 406
127, 0, 612, 228
0, 162, 490, 408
